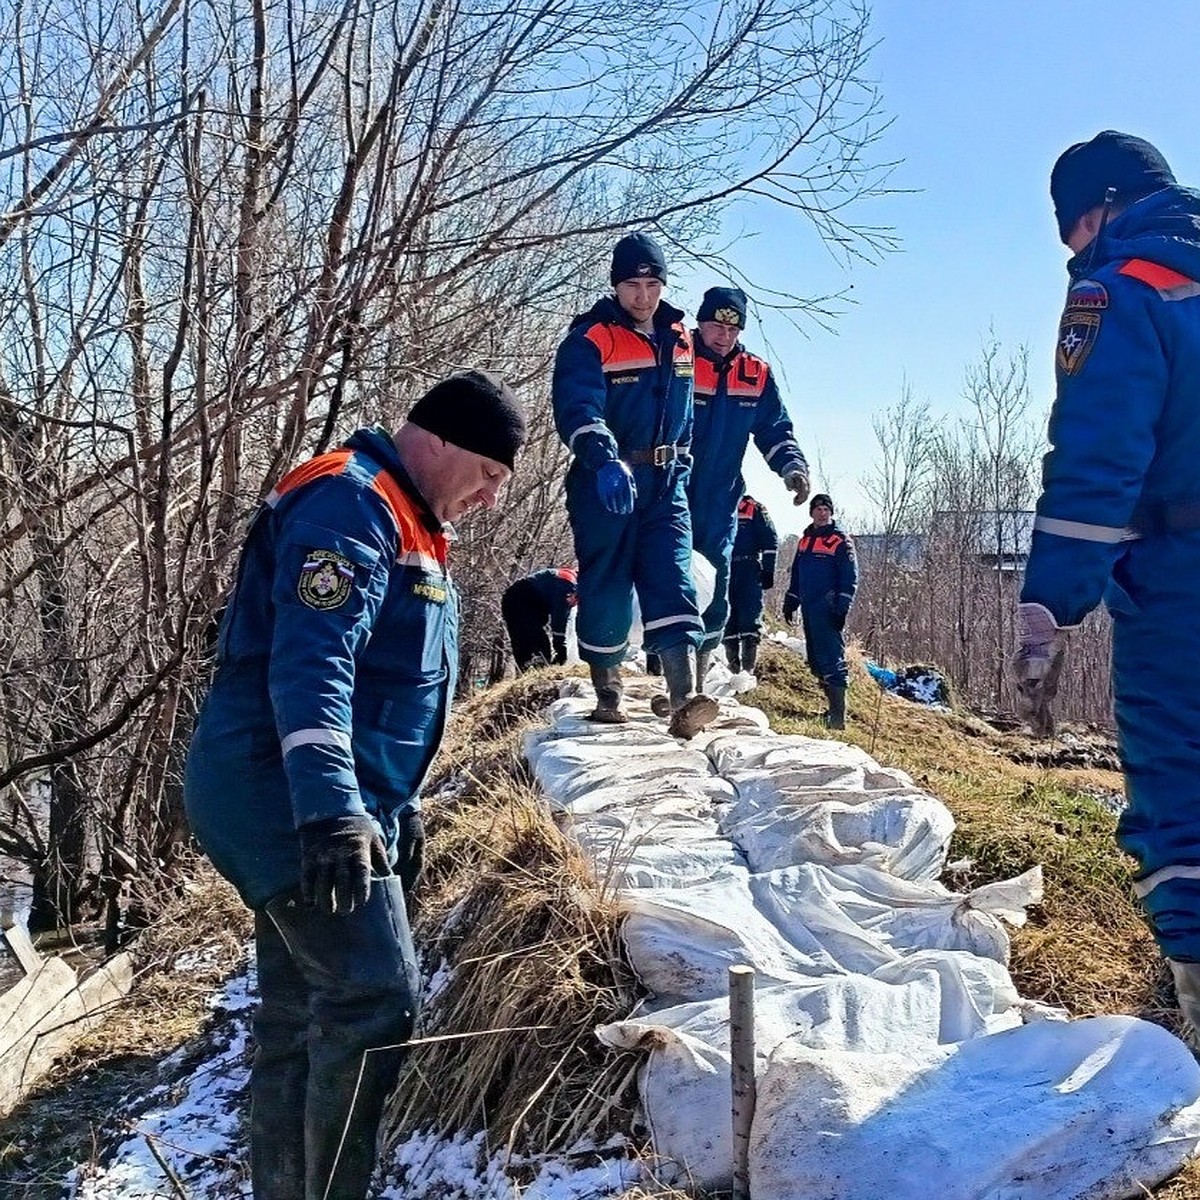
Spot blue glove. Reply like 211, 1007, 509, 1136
1013, 602, 1071, 737
596, 460, 636, 515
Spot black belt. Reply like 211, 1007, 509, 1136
627, 444, 687, 466
1132, 499, 1200, 534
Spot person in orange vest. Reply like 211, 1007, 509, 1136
783, 493, 858, 729
501, 566, 578, 670
552, 232, 717, 737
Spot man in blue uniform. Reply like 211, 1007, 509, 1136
184, 371, 526, 1199
725, 494, 779, 674
552, 232, 717, 738
687, 286, 810, 684
501, 566, 577, 670
783, 493, 857, 729
1013, 131, 1200, 1039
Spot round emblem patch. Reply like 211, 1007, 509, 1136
298, 549, 355, 610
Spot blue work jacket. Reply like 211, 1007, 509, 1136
552, 295, 694, 478
786, 520, 858, 615
1022, 186, 1200, 625
184, 427, 457, 907
687, 337, 807, 554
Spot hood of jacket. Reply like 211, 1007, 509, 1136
1069, 185, 1200, 282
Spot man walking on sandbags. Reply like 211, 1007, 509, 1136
552, 232, 716, 738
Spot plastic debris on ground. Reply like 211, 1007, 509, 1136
865, 657, 952, 708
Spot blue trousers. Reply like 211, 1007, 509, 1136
251, 876, 420, 1199
1110, 537, 1200, 961
801, 600, 847, 688
567, 464, 702, 667
726, 559, 766, 642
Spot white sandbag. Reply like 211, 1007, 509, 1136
748, 862, 1041, 968
720, 786, 954, 880
597, 974, 947, 1191
619, 875, 843, 1003
750, 1016, 1200, 1200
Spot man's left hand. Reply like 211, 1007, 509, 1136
396, 811, 425, 893
784, 470, 810, 506
1013, 602, 1070, 737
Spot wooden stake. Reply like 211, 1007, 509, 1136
730, 964, 756, 1200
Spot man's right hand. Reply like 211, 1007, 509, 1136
299, 814, 390, 914
782, 599, 797, 624
596, 460, 637, 515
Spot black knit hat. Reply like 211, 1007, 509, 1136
610, 232, 667, 285
697, 285, 748, 328
809, 493, 834, 515
1050, 130, 1176, 243
407, 370, 527, 471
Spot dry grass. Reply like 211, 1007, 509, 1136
385, 669, 651, 1174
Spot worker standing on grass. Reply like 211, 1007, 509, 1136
783, 493, 858, 729
685, 286, 810, 685
724, 493, 779, 675
183, 372, 527, 1200
552, 232, 717, 738
501, 566, 577, 671
1013, 130, 1200, 1042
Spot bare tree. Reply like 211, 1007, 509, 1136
0, 0, 897, 928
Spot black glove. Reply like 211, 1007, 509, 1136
299, 814, 390, 915
396, 810, 426, 893
782, 600, 797, 624
760, 572, 775, 592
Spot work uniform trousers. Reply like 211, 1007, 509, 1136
726, 558, 767, 643
1109, 536, 1200, 963
251, 875, 420, 1200
800, 600, 848, 688
566, 462, 702, 667
501, 581, 556, 671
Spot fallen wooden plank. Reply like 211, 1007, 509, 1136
1, 923, 42, 978
0, 952, 134, 1116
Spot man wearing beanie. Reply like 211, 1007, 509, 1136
685, 284, 810, 682
1014, 130, 1200, 1040
184, 370, 526, 1199
552, 231, 717, 737
783, 493, 857, 729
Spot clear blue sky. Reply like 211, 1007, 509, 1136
682, 0, 1200, 538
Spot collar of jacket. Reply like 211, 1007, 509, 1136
343, 426, 445, 535
571, 294, 688, 336
692, 330, 743, 369
1067, 184, 1200, 281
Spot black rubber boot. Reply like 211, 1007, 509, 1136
724, 639, 742, 673
741, 638, 759, 672
826, 685, 847, 730
588, 663, 627, 723
659, 645, 718, 739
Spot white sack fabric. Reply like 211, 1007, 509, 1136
523, 675, 1200, 1198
